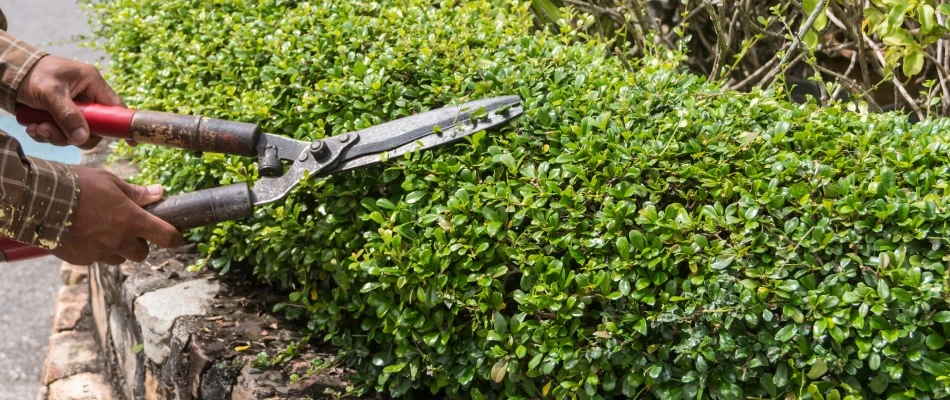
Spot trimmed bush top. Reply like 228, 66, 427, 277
95, 0, 950, 398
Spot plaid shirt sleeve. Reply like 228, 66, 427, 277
0, 29, 79, 250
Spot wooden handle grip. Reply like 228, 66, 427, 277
143, 183, 255, 231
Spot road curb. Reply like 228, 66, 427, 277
37, 263, 118, 400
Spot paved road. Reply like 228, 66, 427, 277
0, 1, 109, 398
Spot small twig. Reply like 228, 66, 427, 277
813, 64, 882, 110
664, 3, 713, 45
938, 13, 950, 115
830, 44, 860, 100
728, 47, 790, 90
760, 0, 829, 88
861, 33, 925, 120
923, 51, 950, 115
827, 1, 880, 111
625, 0, 676, 50
705, 0, 730, 80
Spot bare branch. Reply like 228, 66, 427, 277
759, 0, 828, 88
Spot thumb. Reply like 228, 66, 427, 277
46, 95, 89, 145
120, 181, 165, 207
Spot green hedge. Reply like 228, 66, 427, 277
94, 0, 950, 398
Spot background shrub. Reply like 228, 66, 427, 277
94, 0, 950, 398
533, 0, 950, 120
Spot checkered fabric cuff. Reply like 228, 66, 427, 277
15, 158, 78, 249
0, 134, 79, 250
0, 31, 47, 114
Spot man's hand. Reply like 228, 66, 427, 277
51, 166, 183, 265
16, 55, 124, 149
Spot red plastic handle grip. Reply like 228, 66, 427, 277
15, 103, 136, 139
0, 237, 48, 262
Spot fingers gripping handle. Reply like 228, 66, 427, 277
144, 183, 255, 231
16, 103, 135, 138
0, 184, 255, 262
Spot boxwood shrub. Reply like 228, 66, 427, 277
93, 0, 950, 398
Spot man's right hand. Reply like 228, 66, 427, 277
16, 55, 125, 149
51, 166, 183, 265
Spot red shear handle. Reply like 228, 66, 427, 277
15, 103, 260, 156
15, 103, 135, 139
0, 237, 49, 262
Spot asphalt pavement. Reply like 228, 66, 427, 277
0, 1, 109, 398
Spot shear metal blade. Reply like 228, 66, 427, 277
250, 95, 522, 205
326, 95, 523, 174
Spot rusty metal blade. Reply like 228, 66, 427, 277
327, 95, 523, 174
250, 95, 523, 205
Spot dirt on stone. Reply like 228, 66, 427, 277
130, 244, 353, 399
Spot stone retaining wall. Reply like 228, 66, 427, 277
39, 252, 351, 400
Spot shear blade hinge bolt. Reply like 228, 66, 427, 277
258, 144, 282, 177
310, 140, 328, 157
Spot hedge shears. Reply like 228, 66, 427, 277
2, 95, 523, 261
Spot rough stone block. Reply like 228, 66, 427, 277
90, 263, 117, 348
43, 331, 98, 385
36, 384, 48, 400
133, 279, 220, 364
52, 284, 89, 332
109, 306, 143, 400
232, 365, 279, 400
146, 367, 174, 400
48, 372, 115, 400
60, 263, 88, 285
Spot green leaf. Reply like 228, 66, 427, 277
806, 359, 828, 379
807, 383, 825, 400
458, 366, 476, 385
516, 345, 527, 359
804, 30, 819, 50
826, 389, 841, 400
493, 311, 508, 335
920, 4, 936, 33
616, 237, 630, 260
922, 358, 948, 376
760, 374, 778, 398
491, 358, 508, 383
384, 363, 407, 373
775, 325, 796, 342
882, 28, 915, 46
902, 47, 924, 77
869, 373, 888, 394
531, 0, 562, 22
932, 311, 950, 323
499, 153, 516, 170
376, 198, 397, 210
926, 334, 946, 350
869, 352, 881, 370
647, 364, 662, 380
711, 255, 734, 270
405, 191, 426, 205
